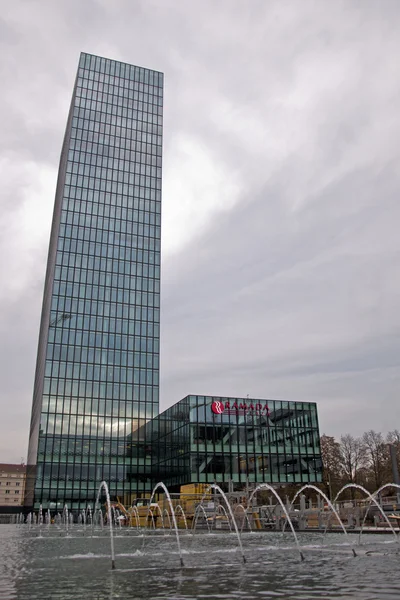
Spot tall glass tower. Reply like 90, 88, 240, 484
25, 53, 163, 510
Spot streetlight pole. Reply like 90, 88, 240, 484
326, 476, 332, 501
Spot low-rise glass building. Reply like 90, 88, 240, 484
135, 395, 322, 492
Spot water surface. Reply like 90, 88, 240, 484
0, 526, 399, 599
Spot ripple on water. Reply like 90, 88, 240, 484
0, 526, 400, 599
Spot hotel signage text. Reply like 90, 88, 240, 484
211, 400, 270, 417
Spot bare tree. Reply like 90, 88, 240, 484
362, 430, 388, 489
387, 430, 400, 444
320, 434, 342, 498
339, 434, 366, 496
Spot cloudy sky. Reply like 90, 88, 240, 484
1, 0, 399, 463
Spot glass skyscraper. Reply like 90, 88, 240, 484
25, 53, 163, 510
25, 52, 323, 513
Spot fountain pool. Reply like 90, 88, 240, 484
4, 480, 400, 599
1, 525, 400, 599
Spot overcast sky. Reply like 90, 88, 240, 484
1, 0, 399, 463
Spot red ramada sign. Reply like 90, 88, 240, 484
211, 400, 270, 417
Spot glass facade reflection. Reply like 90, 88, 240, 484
144, 396, 322, 489
25, 53, 322, 512
25, 53, 163, 510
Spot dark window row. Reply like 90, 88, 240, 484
71, 114, 162, 145
40, 397, 158, 416
73, 103, 162, 133
76, 88, 163, 118
75, 92, 163, 120
68, 148, 161, 169
45, 340, 159, 361
70, 127, 162, 158
79, 55, 163, 87
69, 137, 163, 163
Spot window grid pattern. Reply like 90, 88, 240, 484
33, 53, 163, 510
149, 396, 322, 488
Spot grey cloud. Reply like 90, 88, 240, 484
160, 158, 400, 435
1, 0, 400, 461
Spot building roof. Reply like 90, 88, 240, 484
0, 464, 26, 473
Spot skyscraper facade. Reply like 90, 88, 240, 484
25, 53, 163, 510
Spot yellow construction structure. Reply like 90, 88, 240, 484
106, 484, 213, 528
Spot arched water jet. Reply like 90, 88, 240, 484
358, 483, 400, 543
192, 504, 211, 533
163, 509, 172, 531
247, 484, 304, 561
143, 482, 184, 567
131, 506, 140, 530
371, 482, 400, 498
151, 503, 165, 529
95, 481, 116, 569
214, 504, 232, 531
175, 505, 188, 530
147, 509, 156, 529
199, 484, 246, 563
233, 504, 252, 531
287, 484, 357, 557
327, 484, 398, 544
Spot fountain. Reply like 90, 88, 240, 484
324, 483, 399, 542
233, 504, 252, 531
246, 483, 304, 561
175, 505, 188, 530
147, 508, 156, 529
151, 503, 165, 529
359, 483, 400, 540
131, 506, 141, 530
199, 484, 246, 563
143, 482, 185, 567
63, 504, 69, 532
12, 479, 400, 585
94, 481, 116, 569
288, 484, 357, 556
163, 508, 172, 530
214, 504, 232, 531
192, 504, 212, 533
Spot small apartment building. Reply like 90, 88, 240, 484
0, 464, 26, 512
